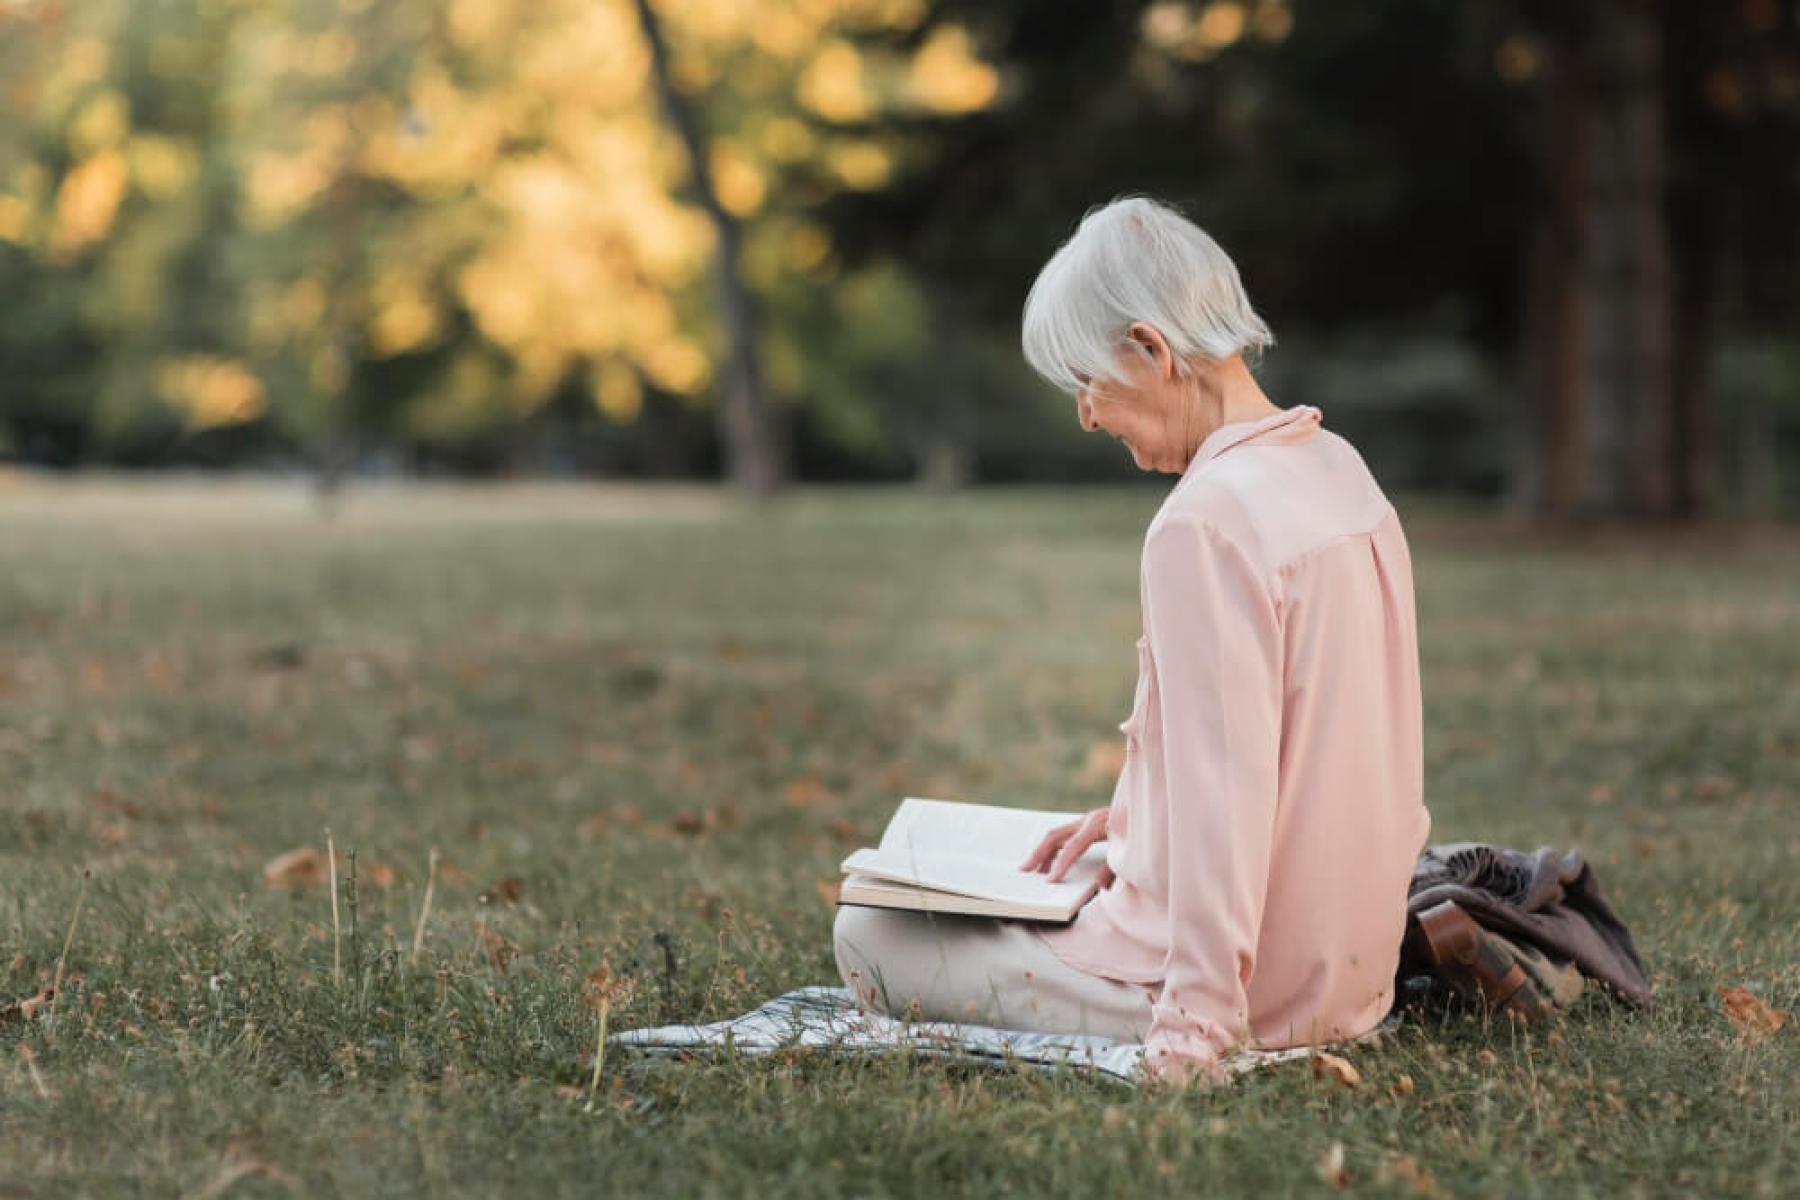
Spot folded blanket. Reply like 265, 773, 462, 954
611, 986, 1352, 1084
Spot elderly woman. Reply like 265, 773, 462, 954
832, 196, 1431, 1085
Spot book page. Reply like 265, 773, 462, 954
876, 797, 1086, 859
841, 846, 1103, 909
843, 798, 1104, 908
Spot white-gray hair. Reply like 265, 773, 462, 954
1021, 196, 1274, 396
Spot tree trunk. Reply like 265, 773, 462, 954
630, 0, 786, 498
1525, 2, 1678, 520
1520, 26, 1591, 521
1519, 36, 1591, 521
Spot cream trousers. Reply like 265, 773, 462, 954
832, 904, 1158, 1041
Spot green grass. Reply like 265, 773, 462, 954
1, 480, 1797, 1198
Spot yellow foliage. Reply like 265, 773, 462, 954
448, 0, 504, 50
593, 362, 644, 422
128, 135, 200, 200
283, 278, 329, 337
309, 30, 360, 76
827, 140, 892, 190
758, 116, 816, 164
42, 38, 111, 115
148, 33, 194, 80
644, 337, 711, 395
799, 41, 875, 122
155, 356, 269, 429
907, 25, 998, 114
62, 38, 113, 86
368, 283, 443, 357
749, 8, 811, 57
457, 256, 538, 346
0, 196, 30, 244
68, 90, 131, 157
1251, 0, 1294, 42
1196, 2, 1247, 49
1144, 0, 1255, 61
788, 224, 832, 272
709, 144, 767, 217
245, 153, 330, 229
51, 150, 128, 258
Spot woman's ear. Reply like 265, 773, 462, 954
1125, 322, 1175, 381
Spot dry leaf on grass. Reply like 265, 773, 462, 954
188, 1149, 296, 1200
1312, 1051, 1361, 1089
1315, 1141, 1349, 1190
1375, 1153, 1449, 1198
262, 847, 325, 888
1718, 985, 1787, 1038
816, 878, 842, 906
784, 776, 836, 808
481, 876, 524, 906
0, 988, 53, 1023
478, 926, 520, 972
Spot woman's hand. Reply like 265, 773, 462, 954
1019, 808, 1114, 886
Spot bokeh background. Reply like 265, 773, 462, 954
2, 0, 1797, 516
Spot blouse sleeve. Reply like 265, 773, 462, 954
1139, 513, 1284, 1083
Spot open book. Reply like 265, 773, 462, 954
838, 798, 1106, 924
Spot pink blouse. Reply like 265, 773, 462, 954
1035, 403, 1431, 1080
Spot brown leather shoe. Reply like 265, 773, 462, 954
1407, 900, 1549, 1022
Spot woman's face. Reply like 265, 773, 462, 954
1075, 326, 1203, 474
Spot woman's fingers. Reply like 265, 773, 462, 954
1048, 813, 1105, 881
1019, 820, 1080, 872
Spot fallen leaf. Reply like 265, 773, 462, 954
262, 847, 325, 888
0, 988, 52, 1023
91, 787, 145, 819
481, 876, 524, 906
188, 1150, 295, 1200
1691, 775, 1734, 799
1315, 1141, 1349, 1190
579, 815, 608, 842
478, 926, 519, 972
1376, 1153, 1448, 1198
1390, 1073, 1415, 1098
1718, 985, 1787, 1038
670, 813, 707, 836
784, 776, 835, 808
816, 878, 842, 906
362, 861, 396, 888
1312, 1051, 1361, 1089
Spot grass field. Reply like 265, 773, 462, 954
2, 479, 1797, 1197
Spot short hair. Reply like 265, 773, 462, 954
1021, 196, 1274, 396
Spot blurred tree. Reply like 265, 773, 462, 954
0, 0, 1003, 487
827, 0, 1800, 517
0, 0, 249, 462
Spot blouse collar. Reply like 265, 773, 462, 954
1186, 404, 1323, 474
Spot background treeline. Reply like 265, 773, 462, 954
1, 0, 1796, 515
